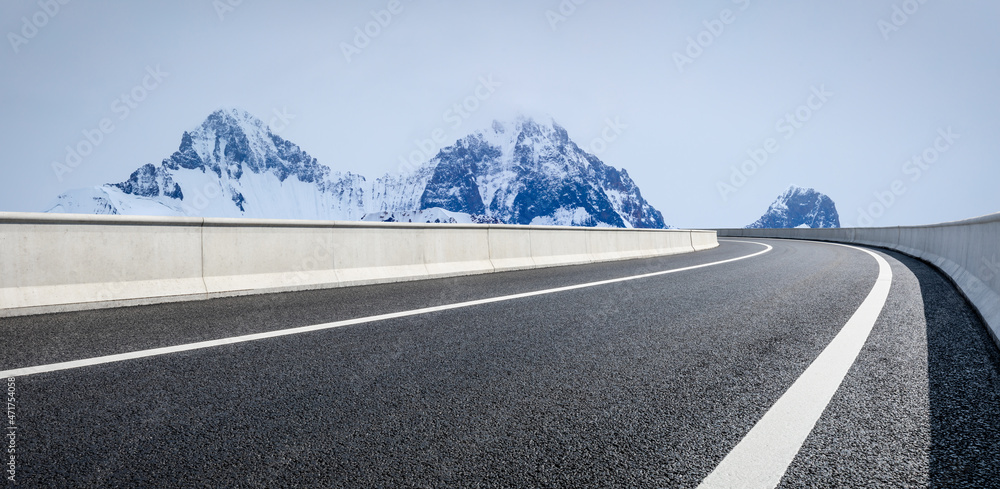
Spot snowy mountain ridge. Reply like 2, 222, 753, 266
47, 108, 668, 228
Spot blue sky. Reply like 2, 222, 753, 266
2, 0, 998, 228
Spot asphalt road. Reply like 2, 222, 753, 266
1, 238, 998, 488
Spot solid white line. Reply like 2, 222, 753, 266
1, 241, 773, 378
697, 242, 893, 489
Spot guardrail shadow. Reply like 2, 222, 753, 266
911, 252, 1000, 486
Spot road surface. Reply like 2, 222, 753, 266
2, 238, 998, 487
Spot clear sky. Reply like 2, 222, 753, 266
2, 0, 998, 228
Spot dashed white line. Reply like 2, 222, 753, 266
698, 242, 893, 489
1, 241, 773, 378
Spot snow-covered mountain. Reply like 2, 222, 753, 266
746, 185, 840, 229
47, 109, 667, 228
416, 117, 664, 228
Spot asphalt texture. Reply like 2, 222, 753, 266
2, 238, 998, 488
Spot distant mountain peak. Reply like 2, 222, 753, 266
197, 108, 272, 140
161, 107, 327, 184
746, 185, 840, 229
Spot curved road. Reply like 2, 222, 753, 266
1, 239, 998, 487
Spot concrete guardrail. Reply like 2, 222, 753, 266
718, 212, 1000, 350
0, 212, 718, 317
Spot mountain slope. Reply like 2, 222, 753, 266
747, 185, 840, 229
46, 109, 667, 228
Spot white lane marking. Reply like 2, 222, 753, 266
698, 242, 893, 489
2, 241, 773, 378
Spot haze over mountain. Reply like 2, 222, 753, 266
47, 109, 667, 228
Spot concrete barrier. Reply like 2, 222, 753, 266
691, 230, 720, 251
486, 227, 535, 272
529, 227, 594, 267
718, 212, 1000, 350
202, 218, 338, 294
0, 212, 719, 317
0, 214, 207, 314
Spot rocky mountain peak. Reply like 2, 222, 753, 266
747, 185, 840, 229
